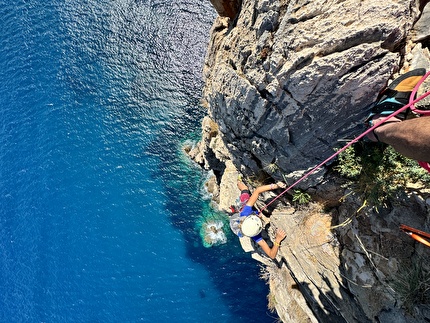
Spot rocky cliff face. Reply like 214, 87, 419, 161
202, 0, 430, 184
188, 0, 430, 322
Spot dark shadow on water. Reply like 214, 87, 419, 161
147, 135, 278, 322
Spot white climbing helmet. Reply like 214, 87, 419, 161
241, 214, 263, 237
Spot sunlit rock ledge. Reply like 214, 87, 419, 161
189, 0, 430, 322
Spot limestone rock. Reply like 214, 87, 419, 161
412, 2, 430, 43
202, 0, 429, 185
212, 171, 430, 322
218, 159, 239, 211
187, 116, 229, 176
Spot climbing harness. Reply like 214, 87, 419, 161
258, 71, 430, 215
400, 224, 430, 248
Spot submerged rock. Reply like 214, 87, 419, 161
200, 220, 227, 247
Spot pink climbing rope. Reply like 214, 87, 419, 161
259, 82, 430, 214
409, 70, 430, 115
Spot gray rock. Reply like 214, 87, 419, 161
412, 2, 430, 43
202, 0, 427, 179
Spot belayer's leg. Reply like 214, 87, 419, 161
373, 117, 430, 162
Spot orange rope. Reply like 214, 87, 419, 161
409, 233, 430, 248
400, 224, 430, 248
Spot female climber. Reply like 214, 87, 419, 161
230, 178, 287, 259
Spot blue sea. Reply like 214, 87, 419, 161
0, 1, 276, 322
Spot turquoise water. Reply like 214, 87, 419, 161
0, 1, 275, 322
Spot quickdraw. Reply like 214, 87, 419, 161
400, 224, 430, 248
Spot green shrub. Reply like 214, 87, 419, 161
292, 189, 312, 205
334, 143, 430, 206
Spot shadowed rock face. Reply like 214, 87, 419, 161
209, 0, 242, 19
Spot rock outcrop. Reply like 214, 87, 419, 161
209, 0, 242, 20
189, 0, 430, 322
